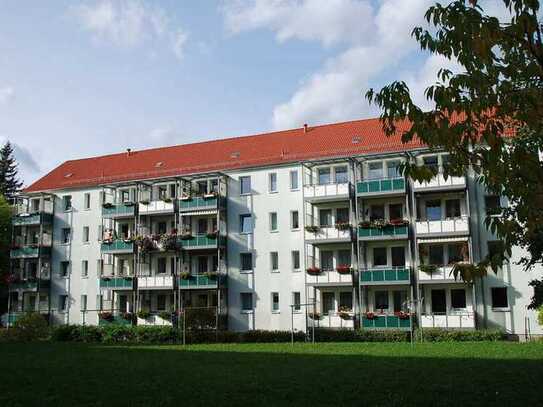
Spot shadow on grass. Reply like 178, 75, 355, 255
0, 342, 542, 407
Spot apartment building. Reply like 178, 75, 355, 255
5, 118, 542, 338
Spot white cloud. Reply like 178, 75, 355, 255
223, 0, 435, 129
147, 127, 184, 147
0, 86, 14, 104
71, 0, 188, 60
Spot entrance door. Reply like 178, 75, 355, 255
431, 289, 446, 313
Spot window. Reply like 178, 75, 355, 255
425, 200, 442, 221
393, 290, 408, 312
60, 261, 70, 278
291, 210, 299, 229
485, 195, 501, 215
157, 295, 166, 311
84, 193, 91, 210
322, 292, 335, 315
339, 292, 352, 310
423, 155, 439, 172
158, 221, 168, 235
63, 195, 72, 211
271, 292, 280, 312
81, 260, 88, 278
451, 289, 467, 309
319, 209, 332, 227
335, 166, 348, 183
429, 245, 444, 265
240, 253, 253, 272
196, 181, 207, 196
158, 257, 168, 274
240, 214, 252, 234
321, 251, 334, 271
445, 199, 461, 218
370, 204, 385, 221
270, 252, 279, 272
61, 228, 71, 244
292, 251, 300, 271
337, 249, 351, 267
391, 247, 405, 267
389, 203, 403, 221
59, 295, 68, 312
31, 199, 40, 212
336, 207, 349, 224
317, 168, 331, 185
373, 247, 387, 267
269, 173, 277, 193
80, 295, 87, 311
290, 170, 299, 190
212, 256, 218, 272
240, 176, 251, 195
241, 293, 253, 311
448, 243, 465, 264
269, 212, 278, 232
368, 162, 383, 179
375, 291, 389, 310
83, 226, 90, 243
431, 289, 446, 313
387, 161, 401, 178
292, 292, 301, 311
491, 287, 509, 309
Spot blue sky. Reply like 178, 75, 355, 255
0, 0, 505, 186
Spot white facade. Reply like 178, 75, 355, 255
5, 149, 543, 339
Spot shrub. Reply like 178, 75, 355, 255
417, 328, 506, 342
51, 325, 104, 342
134, 326, 180, 344
11, 312, 49, 342
185, 308, 216, 330
313, 329, 410, 343
100, 325, 136, 344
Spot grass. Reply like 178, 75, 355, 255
1, 341, 542, 406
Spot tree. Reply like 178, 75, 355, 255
366, 0, 543, 307
0, 141, 23, 201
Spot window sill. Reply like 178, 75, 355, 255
239, 232, 253, 235
240, 310, 254, 314
240, 270, 253, 274
240, 193, 252, 197
270, 230, 278, 233
60, 243, 71, 246
271, 270, 280, 273
291, 228, 300, 232
271, 311, 280, 314
492, 307, 510, 312
269, 191, 278, 194
292, 269, 301, 273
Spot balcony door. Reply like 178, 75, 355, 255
431, 289, 447, 314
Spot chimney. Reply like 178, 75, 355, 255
126, 148, 132, 157
303, 123, 308, 133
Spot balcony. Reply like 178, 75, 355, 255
358, 223, 408, 241
303, 183, 351, 202
138, 200, 174, 215
179, 195, 220, 212
306, 267, 353, 286
10, 246, 52, 259
178, 273, 221, 289
137, 313, 173, 326
413, 174, 466, 192
360, 268, 411, 285
177, 234, 226, 250
12, 212, 53, 226
101, 202, 135, 218
357, 177, 405, 197
99, 276, 134, 289
418, 265, 463, 283
9, 278, 50, 291
100, 240, 135, 254
362, 313, 412, 329
138, 275, 174, 289
416, 217, 470, 237
304, 226, 352, 244
420, 313, 475, 329
308, 312, 355, 329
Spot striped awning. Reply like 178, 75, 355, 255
418, 236, 469, 244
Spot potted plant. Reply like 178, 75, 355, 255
99, 311, 114, 322
397, 311, 410, 320
102, 202, 113, 209
371, 219, 388, 229
419, 264, 438, 274
308, 312, 321, 320
180, 271, 191, 280
358, 220, 371, 228
365, 311, 376, 320
206, 230, 218, 239
338, 306, 352, 320
306, 266, 321, 275
203, 191, 218, 199
158, 311, 171, 321
139, 199, 150, 205
204, 271, 218, 279
137, 309, 151, 320
336, 264, 352, 274
180, 231, 194, 240
304, 225, 320, 233
334, 222, 352, 231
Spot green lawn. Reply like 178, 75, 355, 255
1, 341, 542, 406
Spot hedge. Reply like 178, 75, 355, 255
415, 328, 507, 342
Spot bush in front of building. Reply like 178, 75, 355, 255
313, 328, 410, 342
8, 312, 49, 342
416, 328, 507, 342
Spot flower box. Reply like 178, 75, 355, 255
204, 271, 218, 279
396, 311, 411, 320
180, 272, 191, 280
102, 203, 113, 209
162, 197, 172, 203
306, 267, 321, 275
304, 225, 320, 233
139, 199, 150, 205
180, 195, 192, 201
203, 192, 218, 199
180, 233, 194, 241
419, 264, 438, 274
99, 312, 114, 321
336, 265, 352, 274
335, 222, 352, 231
308, 312, 321, 320
365, 312, 376, 320
338, 311, 352, 320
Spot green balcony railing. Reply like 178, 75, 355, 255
358, 225, 408, 239
12, 212, 53, 226
362, 315, 411, 329
100, 277, 134, 289
178, 274, 221, 289
100, 240, 135, 253
10, 246, 51, 258
178, 234, 225, 249
360, 268, 410, 284
357, 177, 405, 195
179, 196, 219, 211
101, 203, 135, 218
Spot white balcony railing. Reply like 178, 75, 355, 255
418, 265, 459, 282
308, 312, 355, 329
138, 200, 174, 214
306, 269, 353, 285
420, 313, 475, 329
416, 217, 469, 235
303, 182, 351, 201
137, 314, 173, 326
138, 275, 174, 289
413, 174, 466, 191
304, 226, 352, 242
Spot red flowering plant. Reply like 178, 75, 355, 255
336, 264, 352, 274
365, 311, 376, 320
396, 311, 411, 320
306, 266, 322, 275
99, 311, 114, 321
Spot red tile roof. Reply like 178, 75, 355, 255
25, 117, 424, 193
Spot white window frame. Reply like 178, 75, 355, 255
290, 210, 300, 230
292, 250, 301, 272
240, 292, 253, 313
268, 172, 278, 193
240, 214, 253, 234
240, 176, 252, 195
270, 251, 279, 272
290, 170, 299, 190
83, 193, 91, 210
82, 226, 90, 244
269, 212, 278, 232
271, 292, 280, 313
81, 260, 88, 278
